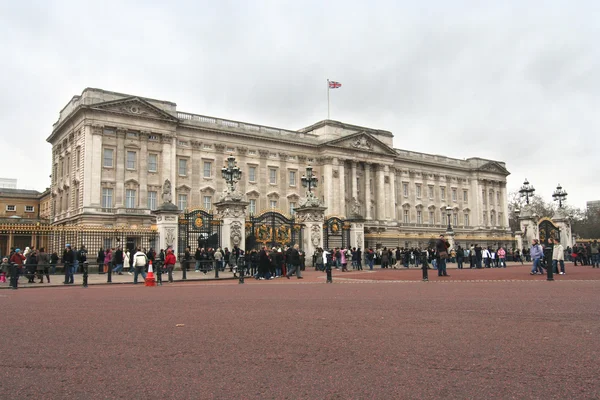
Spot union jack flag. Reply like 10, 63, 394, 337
328, 81, 342, 89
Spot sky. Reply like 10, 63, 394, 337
1, 0, 598, 209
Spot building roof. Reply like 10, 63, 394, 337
0, 188, 43, 197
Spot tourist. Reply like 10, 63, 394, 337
365, 248, 375, 270
113, 246, 125, 275
164, 248, 176, 283
552, 239, 565, 275
62, 244, 75, 284
37, 247, 50, 283
591, 240, 599, 268
380, 247, 389, 269
0, 257, 9, 283
132, 247, 148, 284
258, 246, 272, 280
436, 234, 450, 277
286, 244, 303, 279
482, 247, 491, 268
497, 247, 506, 268
456, 245, 464, 269
341, 247, 348, 272
103, 248, 112, 274
530, 239, 544, 275
96, 247, 104, 272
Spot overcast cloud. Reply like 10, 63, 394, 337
1, 0, 598, 209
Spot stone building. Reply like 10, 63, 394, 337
47, 88, 512, 249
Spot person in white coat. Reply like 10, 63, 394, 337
124, 250, 131, 275
552, 239, 565, 275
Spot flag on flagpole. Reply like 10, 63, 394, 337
328, 81, 342, 89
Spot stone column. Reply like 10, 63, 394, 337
388, 167, 396, 220
295, 206, 327, 259
153, 203, 180, 255
338, 159, 346, 217
86, 125, 102, 207
116, 129, 126, 207
214, 200, 249, 251
351, 161, 358, 201
514, 231, 523, 251
349, 220, 364, 251
364, 162, 372, 220
139, 132, 149, 209
376, 164, 386, 220
322, 157, 334, 214
553, 209, 574, 247
518, 206, 538, 246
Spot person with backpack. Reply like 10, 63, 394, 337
164, 248, 176, 283
456, 246, 464, 269
132, 247, 148, 284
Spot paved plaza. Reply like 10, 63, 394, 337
1, 263, 599, 399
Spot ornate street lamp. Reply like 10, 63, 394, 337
519, 178, 535, 205
301, 165, 318, 193
445, 205, 453, 233
552, 184, 568, 208
221, 155, 242, 193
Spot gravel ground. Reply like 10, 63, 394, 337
1, 276, 599, 399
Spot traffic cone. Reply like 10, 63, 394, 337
145, 261, 156, 287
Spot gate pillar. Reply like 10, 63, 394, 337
514, 231, 523, 252
153, 202, 179, 254
295, 206, 327, 259
349, 220, 365, 252
214, 200, 249, 251
518, 205, 539, 246
552, 209, 574, 247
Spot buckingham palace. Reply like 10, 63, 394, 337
46, 88, 512, 250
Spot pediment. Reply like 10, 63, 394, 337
177, 184, 192, 192
246, 190, 260, 197
323, 132, 397, 156
267, 191, 279, 198
199, 185, 216, 193
90, 97, 178, 122
286, 192, 300, 200
478, 162, 510, 176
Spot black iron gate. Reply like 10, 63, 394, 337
178, 209, 221, 256
245, 211, 302, 250
323, 217, 351, 250
538, 219, 560, 246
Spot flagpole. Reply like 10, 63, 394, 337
327, 79, 330, 120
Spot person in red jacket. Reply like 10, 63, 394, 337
164, 248, 177, 283
9, 248, 26, 281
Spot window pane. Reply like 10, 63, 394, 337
147, 191, 157, 210
403, 210, 409, 223
289, 171, 296, 186
416, 185, 421, 199
179, 159, 187, 176
102, 188, 113, 208
148, 154, 158, 172
126, 151, 136, 169
103, 149, 113, 168
463, 190, 468, 203
178, 194, 187, 211
441, 187, 446, 200
203, 161, 211, 178
269, 169, 277, 184
452, 189, 457, 201
249, 199, 256, 215
249, 166, 256, 182
417, 210, 422, 224
403, 183, 408, 197
289, 202, 296, 215
428, 186, 434, 199
464, 214, 469, 226
125, 189, 136, 208
270, 200, 277, 209
203, 195, 212, 210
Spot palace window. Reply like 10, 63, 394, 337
429, 211, 434, 224
440, 186, 446, 201
464, 213, 470, 227
103, 149, 114, 168
178, 194, 188, 211
498, 212, 503, 226
126, 151, 136, 170
147, 191, 157, 210
289, 170, 296, 186
453, 213, 458, 227
452, 188, 457, 202
203, 161, 212, 178
463, 190, 468, 203
269, 168, 277, 185
127, 131, 138, 138
125, 189, 136, 208
416, 210, 422, 224
482, 189, 486, 204
497, 192, 501, 206
489, 191, 494, 206
403, 210, 409, 223
101, 188, 113, 209
428, 186, 434, 199
103, 128, 115, 135
148, 154, 158, 172
249, 199, 256, 215
248, 166, 256, 182
289, 202, 296, 215
25, 206, 34, 212
203, 195, 212, 210
402, 183, 408, 197
76, 148, 81, 169
270, 200, 277, 209
6, 205, 16, 212
416, 184, 422, 199
178, 159, 188, 176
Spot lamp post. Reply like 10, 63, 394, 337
445, 205, 453, 233
519, 179, 535, 205
552, 184, 568, 208
221, 154, 242, 193
301, 165, 318, 194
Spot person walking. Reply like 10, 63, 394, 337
552, 239, 566, 275
497, 247, 506, 268
456, 246, 464, 269
62, 244, 75, 284
132, 247, 148, 284
37, 247, 50, 283
530, 239, 544, 275
112, 246, 124, 275
591, 240, 599, 268
435, 235, 450, 277
286, 244, 303, 279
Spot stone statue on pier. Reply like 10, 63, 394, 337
162, 179, 172, 204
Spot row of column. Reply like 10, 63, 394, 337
321, 159, 395, 221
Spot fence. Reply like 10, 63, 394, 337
0, 223, 158, 258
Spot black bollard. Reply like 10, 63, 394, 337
83, 262, 89, 288
182, 261, 187, 280
422, 264, 429, 281
63, 262, 70, 284
238, 257, 245, 284
156, 261, 162, 286
547, 259, 554, 281
214, 260, 219, 279
326, 266, 332, 283
10, 263, 18, 290
107, 262, 112, 283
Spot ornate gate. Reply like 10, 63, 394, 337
178, 209, 221, 255
323, 217, 351, 250
538, 218, 560, 246
245, 211, 302, 250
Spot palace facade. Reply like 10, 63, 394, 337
47, 88, 512, 248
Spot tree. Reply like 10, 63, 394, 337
507, 192, 555, 232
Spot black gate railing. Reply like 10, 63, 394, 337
323, 217, 351, 250
178, 209, 221, 257
538, 218, 560, 246
245, 211, 302, 250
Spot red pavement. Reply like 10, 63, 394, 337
1, 266, 599, 399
